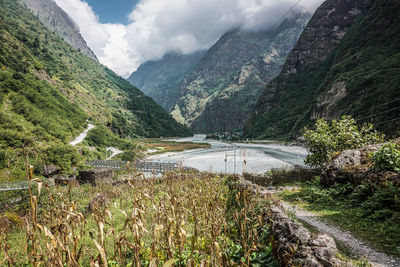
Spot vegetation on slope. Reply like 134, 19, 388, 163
0, 0, 191, 179
245, 0, 400, 139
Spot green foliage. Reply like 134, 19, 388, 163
44, 143, 81, 171
370, 142, 400, 173
303, 116, 384, 168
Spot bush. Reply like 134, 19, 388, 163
303, 116, 384, 168
370, 142, 400, 173
44, 143, 81, 172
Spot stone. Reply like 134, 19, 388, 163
310, 234, 337, 249
85, 193, 110, 214
43, 164, 60, 177
303, 255, 322, 267
77, 169, 113, 185
0, 217, 13, 232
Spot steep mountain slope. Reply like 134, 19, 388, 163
18, 0, 97, 60
0, 0, 190, 147
128, 51, 206, 111
170, 13, 310, 133
245, 0, 400, 139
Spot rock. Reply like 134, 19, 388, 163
303, 255, 322, 267
310, 234, 337, 249
55, 176, 77, 185
43, 164, 60, 177
85, 193, 110, 214
77, 169, 113, 185
314, 247, 337, 267
0, 217, 13, 232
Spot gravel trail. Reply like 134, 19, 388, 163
279, 201, 400, 267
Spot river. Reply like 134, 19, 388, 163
147, 134, 308, 174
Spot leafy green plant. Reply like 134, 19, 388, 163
303, 116, 384, 168
370, 142, 400, 173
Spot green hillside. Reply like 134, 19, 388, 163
0, 0, 190, 180
244, 0, 400, 139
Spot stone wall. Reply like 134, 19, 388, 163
236, 177, 344, 267
77, 169, 113, 186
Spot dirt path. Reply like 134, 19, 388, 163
273, 195, 400, 267
69, 123, 95, 146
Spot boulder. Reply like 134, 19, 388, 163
77, 169, 113, 185
43, 164, 60, 177
85, 193, 110, 215
0, 217, 13, 232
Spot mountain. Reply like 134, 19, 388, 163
170, 13, 311, 133
18, 0, 97, 60
244, 0, 400, 139
0, 0, 191, 148
128, 51, 206, 111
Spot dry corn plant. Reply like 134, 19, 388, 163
0, 169, 278, 266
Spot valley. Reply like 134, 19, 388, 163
0, 0, 399, 266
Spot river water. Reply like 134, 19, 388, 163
147, 135, 308, 174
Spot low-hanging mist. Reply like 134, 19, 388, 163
55, 0, 323, 77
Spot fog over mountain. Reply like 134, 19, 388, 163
55, 0, 323, 77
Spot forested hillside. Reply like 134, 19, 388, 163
245, 0, 400, 139
0, 0, 190, 179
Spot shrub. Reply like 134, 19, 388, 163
303, 116, 384, 168
44, 143, 81, 171
370, 142, 400, 173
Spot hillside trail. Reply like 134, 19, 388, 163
69, 124, 122, 160
261, 186, 400, 267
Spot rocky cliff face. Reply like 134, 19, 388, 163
244, 0, 400, 139
19, 0, 98, 60
170, 12, 310, 133
128, 51, 206, 111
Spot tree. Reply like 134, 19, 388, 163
303, 116, 384, 168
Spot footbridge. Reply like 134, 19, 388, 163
86, 160, 182, 173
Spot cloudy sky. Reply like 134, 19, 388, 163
55, 0, 324, 77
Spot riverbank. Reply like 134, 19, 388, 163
146, 135, 307, 174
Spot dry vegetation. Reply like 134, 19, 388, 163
0, 170, 276, 266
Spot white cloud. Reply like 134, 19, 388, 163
55, 0, 324, 77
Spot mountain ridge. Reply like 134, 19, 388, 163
18, 0, 98, 60
244, 0, 400, 139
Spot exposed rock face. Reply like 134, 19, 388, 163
244, 0, 400, 139
128, 51, 206, 111
18, 0, 98, 60
168, 12, 310, 133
